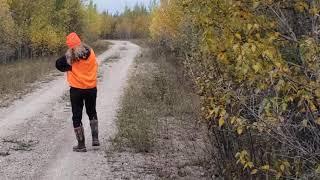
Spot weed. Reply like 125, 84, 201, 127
108, 43, 213, 179
2, 138, 39, 152
120, 46, 128, 51
112, 47, 201, 153
0, 151, 10, 157
0, 58, 55, 105
0, 40, 111, 107
91, 40, 112, 55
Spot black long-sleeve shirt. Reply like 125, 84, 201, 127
55, 56, 72, 72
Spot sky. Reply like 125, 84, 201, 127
92, 0, 153, 14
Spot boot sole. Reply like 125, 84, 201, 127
73, 148, 87, 152
92, 140, 100, 146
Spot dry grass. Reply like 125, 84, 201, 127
0, 40, 111, 107
119, 46, 128, 51
91, 40, 112, 55
130, 39, 150, 48
113, 47, 202, 153
0, 58, 55, 106
112, 48, 159, 152
104, 52, 121, 64
109, 43, 214, 179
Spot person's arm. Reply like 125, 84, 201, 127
55, 56, 72, 72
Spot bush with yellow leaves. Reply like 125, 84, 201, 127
151, 0, 320, 179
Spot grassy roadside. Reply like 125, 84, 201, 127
90, 40, 112, 55
108, 42, 214, 179
0, 40, 111, 107
0, 58, 55, 107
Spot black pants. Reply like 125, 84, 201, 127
70, 87, 97, 128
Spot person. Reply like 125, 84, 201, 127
55, 32, 100, 152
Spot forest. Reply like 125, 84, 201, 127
150, 0, 320, 179
0, 0, 151, 62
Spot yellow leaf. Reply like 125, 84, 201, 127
247, 161, 254, 168
309, 101, 317, 112
231, 117, 236, 125
283, 161, 290, 167
302, 119, 308, 127
244, 163, 249, 170
261, 165, 270, 171
251, 169, 258, 175
263, 50, 273, 59
253, 2, 260, 9
218, 52, 226, 61
310, 7, 319, 16
275, 62, 282, 68
219, 117, 225, 128
233, 44, 239, 51
253, 63, 261, 73
276, 172, 282, 179
235, 33, 242, 40
251, 45, 256, 52
316, 164, 320, 174
295, 2, 308, 12
315, 118, 320, 125
209, 109, 215, 116
220, 109, 226, 116
315, 89, 320, 98
280, 164, 285, 172
253, 24, 259, 29
237, 126, 243, 135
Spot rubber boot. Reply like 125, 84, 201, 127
73, 126, 87, 152
90, 120, 100, 146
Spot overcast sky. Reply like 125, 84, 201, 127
92, 0, 153, 14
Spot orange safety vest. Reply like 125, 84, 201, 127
67, 49, 98, 89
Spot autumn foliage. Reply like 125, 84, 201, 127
0, 0, 151, 62
151, 0, 320, 179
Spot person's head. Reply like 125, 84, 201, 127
65, 32, 88, 64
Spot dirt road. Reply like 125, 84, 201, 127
0, 41, 140, 179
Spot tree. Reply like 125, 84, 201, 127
6, 0, 89, 58
0, 0, 16, 62
29, 0, 63, 55
100, 11, 113, 38
108, 3, 151, 39
150, 0, 320, 178
82, 0, 103, 42
8, 0, 37, 58
1, 0, 150, 61
64, 0, 86, 35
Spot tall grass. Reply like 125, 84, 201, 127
0, 40, 111, 106
0, 58, 55, 104
112, 46, 200, 153
0, 58, 54, 93
91, 40, 112, 55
